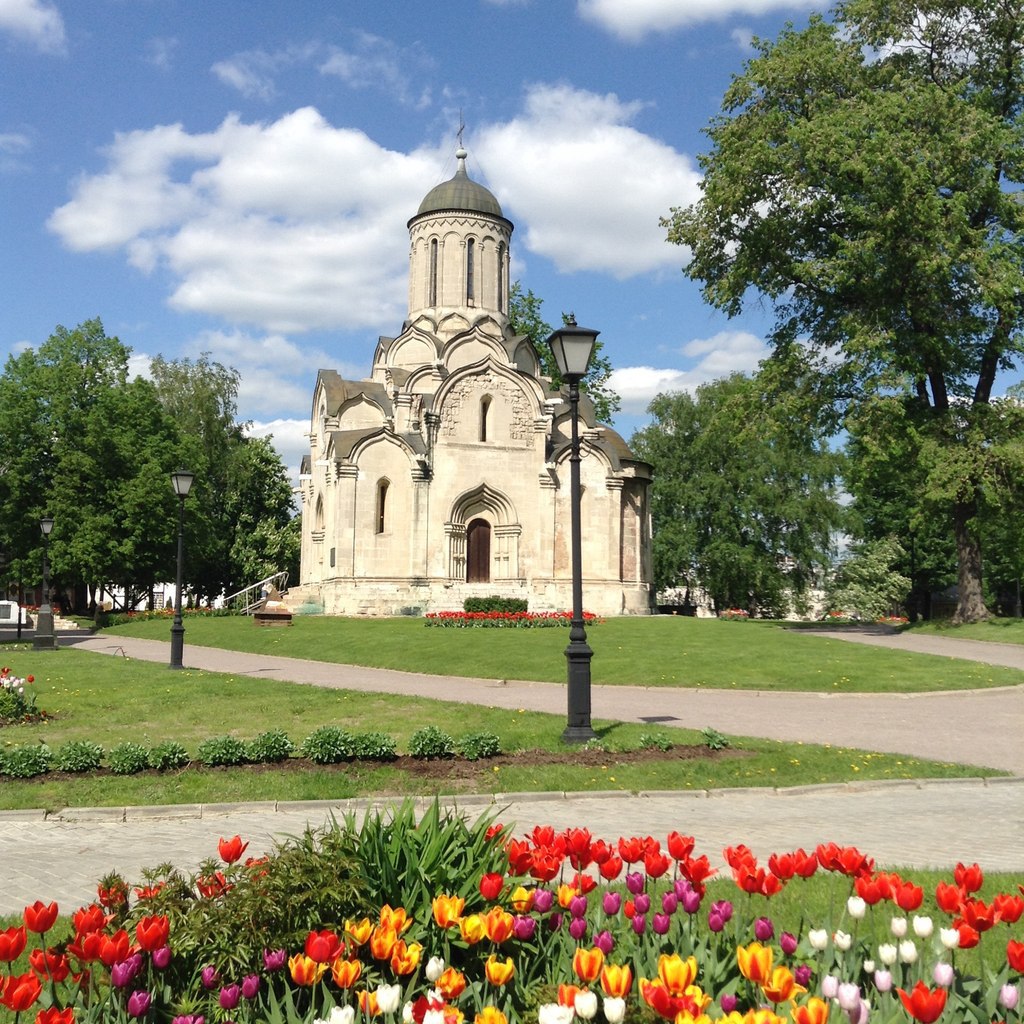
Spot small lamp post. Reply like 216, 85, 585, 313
33, 516, 56, 651
169, 469, 194, 670
547, 317, 599, 743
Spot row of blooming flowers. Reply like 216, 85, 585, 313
2, 824, 1022, 1023
424, 612, 600, 629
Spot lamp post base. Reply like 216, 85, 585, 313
562, 636, 596, 744
32, 608, 57, 651
169, 623, 185, 669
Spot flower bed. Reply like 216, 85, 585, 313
0, 667, 44, 725
425, 612, 600, 629
2, 804, 1022, 1023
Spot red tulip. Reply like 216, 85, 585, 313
644, 849, 672, 878
135, 914, 170, 953
995, 893, 1024, 924
667, 832, 695, 861
29, 947, 70, 983
1007, 939, 1024, 973
954, 862, 984, 894
962, 898, 997, 932
72, 904, 111, 935
305, 929, 344, 964
894, 880, 924, 912
1, 971, 42, 1012
218, 835, 249, 864
897, 981, 947, 1023
98, 929, 133, 968
617, 836, 645, 864
505, 839, 533, 875
529, 850, 562, 882
599, 854, 624, 881
564, 827, 593, 868
36, 1008, 76, 1024
935, 880, 963, 914
479, 873, 504, 900
855, 874, 889, 905
0, 925, 27, 962
23, 901, 59, 934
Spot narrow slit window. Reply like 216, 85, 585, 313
466, 238, 475, 304
429, 239, 438, 306
376, 479, 389, 534
480, 395, 491, 442
497, 243, 505, 312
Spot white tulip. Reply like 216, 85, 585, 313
940, 928, 960, 950
847, 896, 867, 919
898, 940, 918, 964
834, 930, 853, 951
538, 1004, 575, 1024
376, 984, 402, 1015
912, 915, 934, 939
821, 975, 840, 999
809, 928, 829, 951
890, 917, 908, 937
878, 943, 898, 966
329, 1009, 355, 1024
574, 990, 598, 1020
838, 983, 862, 1012
425, 956, 445, 982
862, 959, 875, 973
603, 998, 626, 1024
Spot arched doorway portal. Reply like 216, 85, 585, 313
466, 518, 491, 582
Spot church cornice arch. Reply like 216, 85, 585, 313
433, 354, 547, 412
449, 482, 519, 527
347, 426, 423, 467
549, 433, 619, 474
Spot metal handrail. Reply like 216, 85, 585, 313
224, 571, 289, 615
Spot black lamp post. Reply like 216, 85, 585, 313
33, 516, 56, 651
547, 317, 599, 743
169, 469, 194, 669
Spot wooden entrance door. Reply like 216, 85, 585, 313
466, 518, 491, 582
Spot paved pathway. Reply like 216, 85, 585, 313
0, 629, 1021, 914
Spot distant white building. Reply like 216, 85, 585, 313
289, 150, 653, 616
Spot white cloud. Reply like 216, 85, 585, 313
145, 36, 178, 72
477, 83, 700, 278
247, 417, 309, 484
320, 32, 434, 109
0, 131, 31, 172
0, 0, 65, 54
577, 0, 817, 41
48, 108, 442, 333
609, 330, 769, 413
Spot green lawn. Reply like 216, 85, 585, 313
907, 616, 1024, 645
100, 614, 1024, 692
0, 648, 996, 811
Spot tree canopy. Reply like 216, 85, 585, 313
664, 0, 1024, 622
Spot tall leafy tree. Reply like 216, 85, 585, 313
507, 282, 621, 424
631, 365, 844, 615
664, 1, 1024, 622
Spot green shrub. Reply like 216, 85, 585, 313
352, 731, 397, 761
408, 725, 455, 760
246, 729, 294, 764
149, 740, 190, 771
463, 596, 528, 614
639, 732, 673, 752
0, 743, 51, 778
196, 735, 249, 767
701, 726, 730, 750
108, 741, 150, 775
457, 731, 501, 761
301, 726, 356, 764
54, 739, 104, 773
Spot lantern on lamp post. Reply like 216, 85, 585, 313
169, 469, 194, 669
32, 516, 56, 651
546, 317, 599, 743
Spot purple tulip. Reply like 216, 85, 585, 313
151, 945, 172, 970
631, 913, 646, 935
201, 965, 220, 990
111, 961, 136, 989
263, 949, 287, 972
602, 891, 622, 916
569, 894, 588, 918
710, 899, 733, 922
681, 889, 701, 914
754, 916, 774, 941
720, 994, 738, 1014
673, 879, 693, 900
532, 888, 554, 913
513, 915, 536, 941
661, 891, 678, 915
708, 911, 726, 933
127, 990, 152, 1019
795, 965, 813, 988
625, 871, 645, 894
569, 917, 588, 941
652, 913, 671, 935
547, 912, 563, 932
219, 984, 241, 1010
172, 1016, 205, 1024
634, 893, 651, 914
241, 975, 260, 1000
594, 929, 615, 955
781, 932, 798, 956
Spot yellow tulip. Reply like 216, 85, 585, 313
736, 942, 774, 985
572, 946, 605, 983
390, 939, 422, 976
760, 965, 806, 1004
600, 963, 633, 998
475, 1008, 508, 1024
432, 894, 465, 928
657, 953, 698, 995
288, 953, 327, 986
345, 917, 372, 946
460, 913, 486, 945
484, 954, 515, 986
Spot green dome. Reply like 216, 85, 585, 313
416, 148, 504, 218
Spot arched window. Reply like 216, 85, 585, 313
480, 395, 491, 442
466, 238, 475, 305
375, 479, 389, 535
429, 239, 438, 306
496, 242, 506, 312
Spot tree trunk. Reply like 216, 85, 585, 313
952, 498, 989, 624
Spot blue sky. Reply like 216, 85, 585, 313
2, 0, 827, 475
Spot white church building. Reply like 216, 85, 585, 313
290, 149, 653, 617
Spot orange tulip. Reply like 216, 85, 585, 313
437, 967, 467, 1000
432, 894, 465, 928
657, 953, 697, 995
558, 983, 582, 1008
791, 997, 831, 1024
379, 904, 412, 934
760, 966, 806, 1003
736, 942, 773, 985
358, 989, 381, 1016
484, 906, 514, 943
572, 946, 605, 983
331, 958, 363, 988
600, 962, 633, 998
369, 925, 398, 961
484, 954, 515, 986
390, 939, 422, 976
288, 953, 327, 986
460, 914, 486, 945
346, 917, 372, 946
